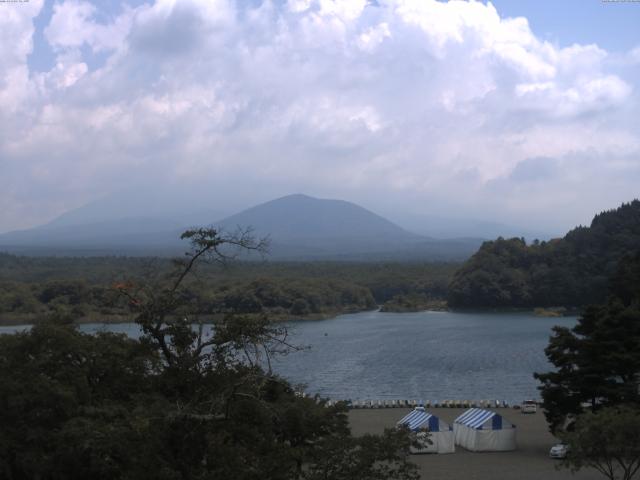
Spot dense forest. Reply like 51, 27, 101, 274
0, 254, 457, 324
535, 251, 640, 432
0, 229, 419, 480
448, 200, 640, 308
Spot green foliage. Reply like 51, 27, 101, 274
303, 427, 418, 480
0, 228, 419, 480
560, 406, 640, 480
212, 277, 376, 317
449, 200, 640, 308
380, 293, 447, 313
0, 323, 159, 479
0, 254, 458, 324
535, 254, 640, 433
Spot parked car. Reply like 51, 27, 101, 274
549, 443, 570, 459
521, 400, 537, 414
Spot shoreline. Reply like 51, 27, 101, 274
0, 305, 580, 327
0, 307, 376, 327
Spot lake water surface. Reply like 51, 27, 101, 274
1, 310, 575, 404
276, 310, 575, 404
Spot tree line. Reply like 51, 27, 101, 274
0, 255, 457, 324
448, 200, 640, 308
535, 251, 640, 480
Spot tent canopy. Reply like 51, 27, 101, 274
454, 408, 512, 430
453, 408, 516, 452
397, 408, 449, 432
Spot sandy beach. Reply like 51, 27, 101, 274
349, 407, 601, 480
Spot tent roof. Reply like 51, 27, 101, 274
454, 408, 505, 430
397, 408, 447, 432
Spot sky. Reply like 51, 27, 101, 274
1, 0, 640, 235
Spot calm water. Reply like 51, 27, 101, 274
0, 310, 574, 404
276, 310, 575, 403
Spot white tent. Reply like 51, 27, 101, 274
453, 408, 516, 452
397, 407, 455, 454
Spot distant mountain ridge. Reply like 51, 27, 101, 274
40, 186, 229, 229
392, 212, 554, 241
219, 194, 414, 240
217, 194, 421, 256
0, 194, 482, 260
448, 200, 640, 308
215, 194, 484, 260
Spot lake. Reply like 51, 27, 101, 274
277, 310, 575, 404
0, 310, 575, 404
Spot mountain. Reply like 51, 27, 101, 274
38, 186, 229, 229
215, 194, 482, 260
0, 217, 188, 256
217, 193, 416, 248
448, 200, 640, 308
0, 197, 226, 256
0, 194, 482, 260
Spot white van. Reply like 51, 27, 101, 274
549, 443, 569, 459
521, 400, 537, 414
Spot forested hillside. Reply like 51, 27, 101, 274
448, 200, 640, 308
0, 256, 457, 324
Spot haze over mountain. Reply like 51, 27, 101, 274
0, 194, 484, 260
215, 194, 483, 260
42, 186, 229, 230
391, 213, 556, 241
3, 1, 640, 238
218, 194, 416, 244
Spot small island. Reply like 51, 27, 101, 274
380, 293, 448, 313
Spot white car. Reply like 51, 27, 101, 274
521, 400, 537, 414
549, 443, 570, 459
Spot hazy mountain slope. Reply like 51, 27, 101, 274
214, 194, 482, 260
391, 212, 554, 241
0, 198, 224, 253
0, 218, 195, 259
0, 193, 481, 260
0, 218, 180, 244
41, 187, 227, 229
218, 194, 417, 241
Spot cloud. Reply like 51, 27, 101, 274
0, 0, 43, 113
45, 0, 133, 52
0, 0, 639, 233
509, 157, 558, 182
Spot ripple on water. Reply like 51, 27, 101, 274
275, 310, 576, 403
1, 311, 575, 403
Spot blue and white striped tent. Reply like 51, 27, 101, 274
397, 407, 454, 454
453, 408, 516, 452
397, 408, 443, 432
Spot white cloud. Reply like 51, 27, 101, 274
515, 74, 631, 117
319, 0, 367, 21
45, 0, 134, 52
0, 0, 43, 113
288, 0, 313, 13
0, 0, 639, 233
357, 22, 391, 52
